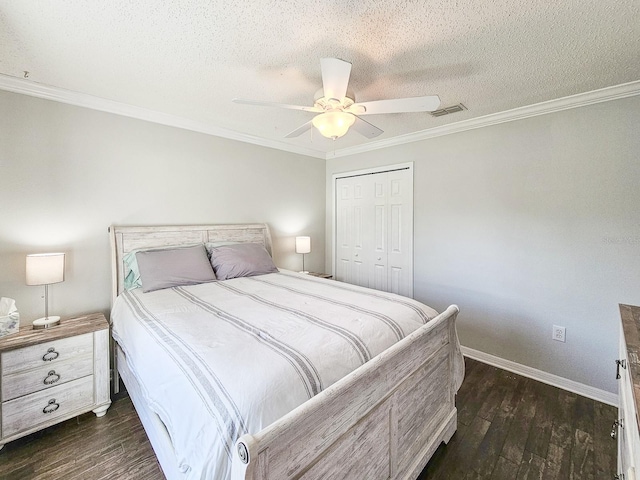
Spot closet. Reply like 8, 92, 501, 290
334, 164, 413, 297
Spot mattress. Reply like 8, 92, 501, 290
111, 270, 439, 480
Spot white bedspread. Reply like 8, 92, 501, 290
111, 270, 439, 480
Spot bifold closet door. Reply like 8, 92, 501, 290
335, 168, 413, 297
335, 174, 373, 288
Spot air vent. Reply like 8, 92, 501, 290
430, 103, 466, 117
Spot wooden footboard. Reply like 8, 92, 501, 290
231, 305, 464, 480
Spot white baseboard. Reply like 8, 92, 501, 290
461, 346, 618, 407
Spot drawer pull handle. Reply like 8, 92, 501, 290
43, 399, 60, 414
43, 370, 61, 385
42, 348, 60, 362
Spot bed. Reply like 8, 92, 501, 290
109, 223, 464, 480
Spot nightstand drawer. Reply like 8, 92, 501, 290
2, 376, 94, 438
1, 333, 93, 375
2, 354, 94, 402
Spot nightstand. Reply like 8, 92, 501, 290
0, 313, 111, 450
308, 272, 333, 279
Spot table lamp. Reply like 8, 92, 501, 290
26, 253, 65, 329
295, 236, 311, 274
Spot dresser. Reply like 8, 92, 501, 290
617, 304, 640, 480
0, 313, 111, 449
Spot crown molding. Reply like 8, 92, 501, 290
461, 346, 617, 406
2, 73, 638, 161
0, 73, 326, 160
328, 80, 640, 159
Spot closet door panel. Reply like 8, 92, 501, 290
387, 169, 413, 297
336, 181, 353, 284
390, 267, 402, 295
336, 176, 373, 288
373, 202, 388, 291
335, 166, 413, 297
390, 204, 402, 254
353, 177, 372, 288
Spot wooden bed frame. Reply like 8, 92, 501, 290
109, 224, 464, 480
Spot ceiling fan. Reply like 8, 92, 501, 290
233, 58, 441, 140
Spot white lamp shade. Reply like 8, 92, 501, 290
26, 253, 65, 286
295, 236, 311, 254
312, 111, 356, 139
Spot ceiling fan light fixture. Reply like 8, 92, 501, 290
235, 58, 439, 140
312, 111, 355, 139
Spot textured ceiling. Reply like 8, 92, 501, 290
1, 1, 639, 155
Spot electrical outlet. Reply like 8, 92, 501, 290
552, 325, 566, 342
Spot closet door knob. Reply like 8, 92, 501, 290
611, 420, 621, 439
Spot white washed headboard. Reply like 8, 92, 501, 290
109, 224, 273, 305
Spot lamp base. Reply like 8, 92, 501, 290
299, 271, 309, 274
32, 316, 61, 330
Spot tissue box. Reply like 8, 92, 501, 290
0, 313, 19, 338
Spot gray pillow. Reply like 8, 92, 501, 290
209, 243, 278, 280
136, 245, 217, 293
123, 243, 200, 290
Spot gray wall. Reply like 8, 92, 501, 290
3, 87, 638, 395
326, 97, 640, 393
0, 90, 325, 323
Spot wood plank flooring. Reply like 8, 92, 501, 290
0, 390, 163, 480
418, 358, 617, 479
0, 358, 617, 479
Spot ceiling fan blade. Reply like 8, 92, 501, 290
351, 116, 383, 139
349, 95, 441, 115
233, 98, 322, 113
284, 121, 313, 138
320, 58, 352, 102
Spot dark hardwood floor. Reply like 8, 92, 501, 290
418, 358, 617, 479
0, 358, 617, 479
0, 390, 163, 480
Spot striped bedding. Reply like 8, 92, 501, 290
111, 270, 439, 480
